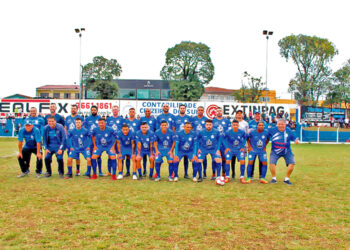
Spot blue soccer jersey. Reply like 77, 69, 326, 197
223, 129, 246, 152
248, 129, 269, 154
65, 115, 84, 131
268, 127, 296, 156
174, 130, 197, 154
18, 127, 41, 149
67, 127, 91, 151
45, 113, 65, 126
92, 127, 116, 149
26, 116, 45, 139
197, 129, 221, 152
248, 119, 267, 130
126, 118, 141, 133
135, 130, 154, 153
173, 115, 192, 132
140, 116, 157, 131
116, 130, 135, 151
156, 113, 175, 130
192, 116, 207, 134
212, 117, 230, 136
106, 116, 126, 132
154, 129, 175, 152
84, 114, 101, 133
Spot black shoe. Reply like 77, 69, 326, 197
138, 176, 142, 180
283, 180, 293, 185
142, 171, 147, 177
65, 174, 73, 179
197, 177, 203, 182
124, 172, 131, 177
149, 176, 154, 180
59, 174, 64, 179
184, 174, 190, 179
270, 179, 277, 184
203, 173, 207, 179
44, 172, 51, 178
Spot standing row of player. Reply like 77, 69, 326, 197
17, 102, 299, 184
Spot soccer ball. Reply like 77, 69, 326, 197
215, 176, 225, 186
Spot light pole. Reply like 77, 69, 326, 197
262, 30, 273, 108
75, 28, 85, 112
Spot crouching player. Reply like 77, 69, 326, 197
116, 124, 137, 180
268, 119, 299, 185
17, 120, 43, 178
66, 118, 92, 179
196, 119, 222, 179
135, 122, 155, 180
223, 120, 247, 184
246, 121, 269, 184
174, 122, 200, 182
91, 118, 117, 180
154, 121, 175, 182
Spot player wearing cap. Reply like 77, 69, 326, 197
268, 119, 299, 185
17, 120, 43, 178
248, 110, 267, 179
153, 121, 175, 181
66, 118, 92, 179
43, 117, 66, 178
246, 121, 269, 184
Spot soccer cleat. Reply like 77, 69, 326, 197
231, 174, 235, 179
99, 173, 104, 177
17, 172, 27, 178
153, 173, 158, 179
137, 176, 143, 180
59, 174, 64, 179
197, 177, 203, 182
240, 177, 247, 184
124, 172, 131, 177
25, 170, 30, 174
149, 176, 154, 181
245, 178, 252, 184
142, 171, 147, 177
260, 178, 268, 184
184, 174, 190, 179
89, 174, 97, 179
107, 172, 112, 176
224, 177, 230, 183
44, 172, 51, 178
203, 173, 207, 179
111, 175, 117, 180
117, 174, 123, 180
174, 177, 179, 182
270, 179, 277, 184
65, 174, 73, 179
132, 175, 138, 180
284, 180, 293, 185
155, 177, 161, 182
168, 177, 173, 182
210, 174, 216, 180
36, 173, 42, 178
76, 170, 80, 176
83, 171, 90, 177
192, 177, 197, 182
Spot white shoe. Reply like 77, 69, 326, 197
168, 177, 173, 182
192, 177, 197, 182
155, 177, 161, 182
17, 173, 27, 178
174, 177, 178, 182
117, 174, 123, 180
132, 175, 138, 180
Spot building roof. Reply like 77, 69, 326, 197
204, 87, 234, 93
2, 93, 33, 99
36, 85, 80, 90
115, 79, 170, 89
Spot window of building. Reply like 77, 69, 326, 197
220, 95, 224, 101
53, 93, 60, 99
161, 89, 170, 99
40, 93, 49, 98
149, 89, 160, 99
64, 93, 71, 99
119, 89, 136, 99
75, 93, 80, 99
137, 89, 149, 99
260, 97, 270, 102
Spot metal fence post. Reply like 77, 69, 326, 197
337, 127, 339, 143
317, 127, 320, 143
300, 126, 303, 143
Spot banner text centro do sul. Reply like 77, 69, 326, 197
0, 99, 296, 118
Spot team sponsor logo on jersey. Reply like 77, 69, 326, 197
163, 140, 169, 147
206, 139, 212, 147
257, 139, 263, 148
183, 142, 190, 150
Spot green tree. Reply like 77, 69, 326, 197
333, 59, 350, 109
92, 80, 119, 99
160, 41, 214, 85
233, 72, 265, 103
278, 34, 338, 104
169, 81, 204, 101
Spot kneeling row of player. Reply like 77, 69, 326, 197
17, 115, 298, 185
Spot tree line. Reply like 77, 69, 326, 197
82, 35, 350, 109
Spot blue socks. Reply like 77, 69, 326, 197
126, 158, 131, 173
197, 163, 202, 178
97, 158, 102, 174
111, 159, 116, 175
174, 162, 179, 178
149, 167, 154, 177
155, 162, 161, 178
137, 168, 142, 176
86, 165, 91, 175
247, 164, 253, 178
261, 164, 267, 179
168, 163, 173, 177
92, 159, 97, 174
212, 160, 216, 174
225, 163, 230, 177
184, 156, 189, 175
203, 158, 207, 175
240, 163, 246, 178
216, 162, 222, 177
68, 166, 72, 175
107, 159, 112, 173
192, 162, 198, 178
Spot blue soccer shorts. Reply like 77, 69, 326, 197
225, 150, 245, 161
69, 149, 91, 160
248, 151, 267, 162
197, 150, 221, 161
155, 150, 174, 163
269, 150, 295, 165
93, 146, 116, 157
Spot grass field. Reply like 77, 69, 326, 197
0, 138, 349, 249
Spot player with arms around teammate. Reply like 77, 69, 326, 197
116, 124, 138, 180
43, 117, 66, 178
268, 119, 299, 185
174, 122, 200, 182
223, 120, 247, 184
91, 118, 117, 180
135, 122, 155, 180
246, 121, 269, 184
17, 120, 43, 178
196, 119, 222, 179
66, 118, 92, 179
26, 107, 45, 139
153, 121, 175, 182
44, 103, 65, 126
